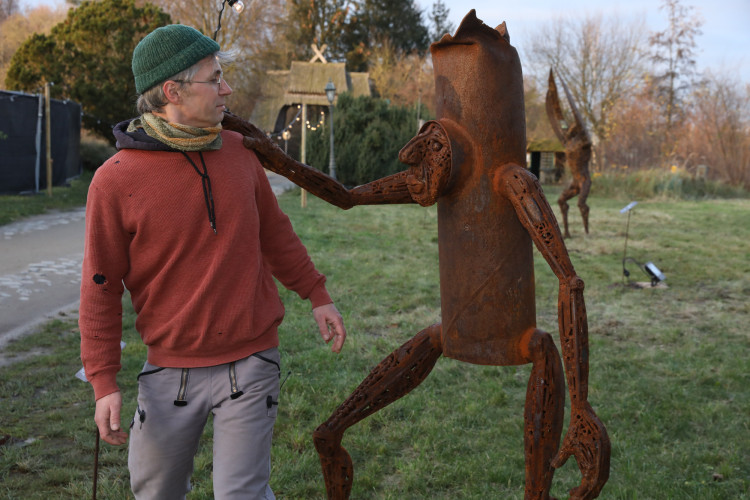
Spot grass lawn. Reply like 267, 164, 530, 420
0, 170, 93, 226
1, 182, 748, 499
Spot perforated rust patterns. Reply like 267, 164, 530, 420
546, 69, 594, 238
223, 10, 610, 498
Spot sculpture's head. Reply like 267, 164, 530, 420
398, 11, 527, 206
430, 10, 527, 169
399, 118, 475, 206
399, 121, 451, 206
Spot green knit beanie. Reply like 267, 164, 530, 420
132, 24, 220, 94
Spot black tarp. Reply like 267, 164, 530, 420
0, 90, 82, 194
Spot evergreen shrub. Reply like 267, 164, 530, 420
306, 94, 427, 186
80, 136, 116, 171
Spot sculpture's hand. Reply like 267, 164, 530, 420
551, 402, 610, 500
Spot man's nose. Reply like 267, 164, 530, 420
398, 145, 421, 165
220, 79, 233, 95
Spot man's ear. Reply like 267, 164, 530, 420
162, 81, 182, 105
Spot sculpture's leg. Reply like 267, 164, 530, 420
522, 329, 565, 500
577, 177, 591, 234
557, 182, 579, 239
313, 324, 443, 499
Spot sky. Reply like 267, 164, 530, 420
416, 0, 750, 83
18, 0, 750, 83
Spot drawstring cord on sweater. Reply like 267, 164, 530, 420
180, 151, 217, 234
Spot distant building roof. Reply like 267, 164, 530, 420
251, 61, 371, 133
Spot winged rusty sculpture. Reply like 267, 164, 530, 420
545, 69, 593, 238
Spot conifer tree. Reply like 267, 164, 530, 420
5, 0, 171, 143
428, 0, 454, 43
649, 0, 703, 130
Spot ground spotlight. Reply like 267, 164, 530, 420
644, 262, 665, 286
620, 201, 667, 288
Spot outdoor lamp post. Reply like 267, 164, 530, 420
325, 78, 337, 180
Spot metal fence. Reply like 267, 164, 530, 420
0, 90, 81, 194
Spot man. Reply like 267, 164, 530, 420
79, 24, 347, 499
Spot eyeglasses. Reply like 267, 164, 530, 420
173, 74, 225, 88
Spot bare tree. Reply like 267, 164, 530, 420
1, 4, 67, 89
368, 39, 434, 117
0, 0, 19, 23
527, 13, 648, 166
282, 0, 355, 65
150, 0, 287, 118
679, 73, 750, 188
649, 0, 703, 131
602, 77, 665, 170
524, 76, 557, 144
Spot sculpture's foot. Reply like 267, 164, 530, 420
313, 426, 353, 499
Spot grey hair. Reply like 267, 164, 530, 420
135, 50, 237, 115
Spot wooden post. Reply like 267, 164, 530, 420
45, 82, 53, 197
300, 103, 307, 208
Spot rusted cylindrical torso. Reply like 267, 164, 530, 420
437, 175, 536, 366
432, 13, 535, 366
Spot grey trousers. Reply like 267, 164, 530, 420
128, 348, 281, 500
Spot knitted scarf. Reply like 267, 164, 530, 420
129, 113, 222, 152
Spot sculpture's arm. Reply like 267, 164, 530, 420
348, 171, 415, 206
221, 112, 414, 208
545, 69, 568, 144
557, 70, 592, 145
496, 164, 584, 398
497, 164, 610, 499
545, 69, 592, 148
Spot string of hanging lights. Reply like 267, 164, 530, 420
213, 0, 245, 40
271, 105, 326, 141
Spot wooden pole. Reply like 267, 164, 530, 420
300, 103, 307, 208
45, 82, 53, 197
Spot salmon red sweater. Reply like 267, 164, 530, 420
79, 127, 331, 400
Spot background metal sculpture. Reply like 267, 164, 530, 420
545, 69, 593, 238
223, 10, 610, 499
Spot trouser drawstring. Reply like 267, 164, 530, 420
228, 362, 244, 400
173, 368, 190, 406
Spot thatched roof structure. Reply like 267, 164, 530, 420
251, 61, 371, 133
527, 138, 564, 153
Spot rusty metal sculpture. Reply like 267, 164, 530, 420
223, 10, 610, 499
545, 69, 593, 238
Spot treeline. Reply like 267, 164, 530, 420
1, 0, 748, 189
1, 0, 450, 124
523, 0, 749, 189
